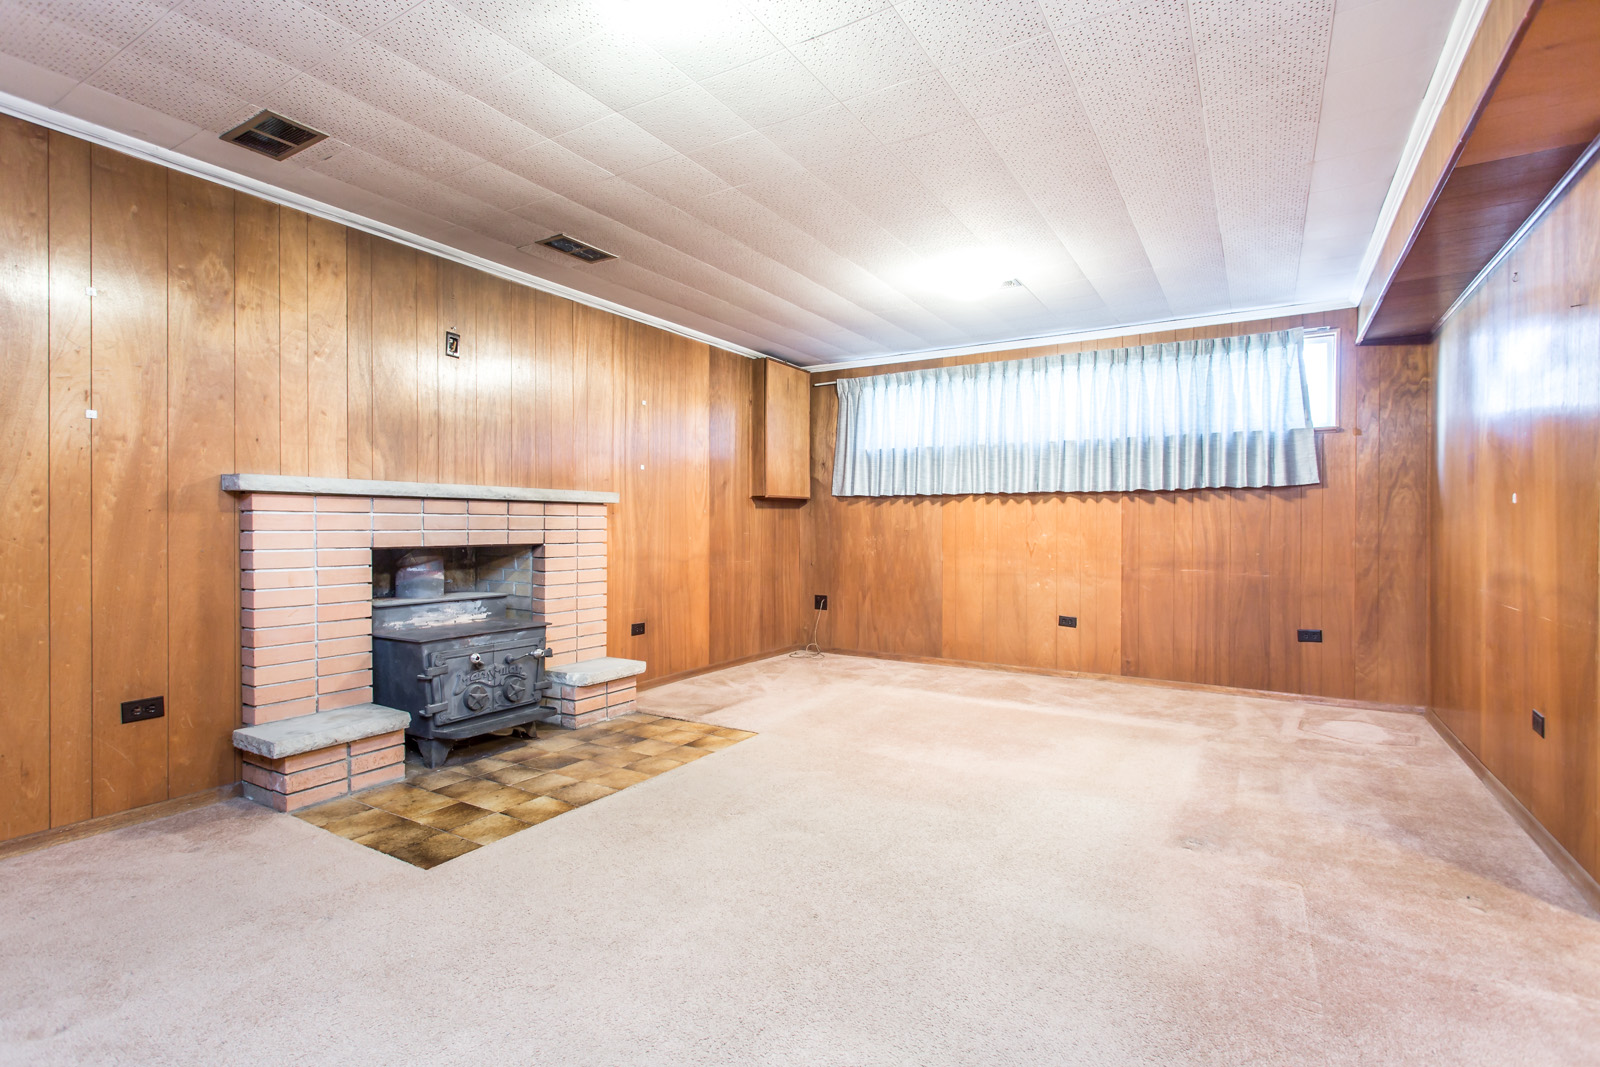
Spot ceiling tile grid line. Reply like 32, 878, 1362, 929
0, 0, 1465, 365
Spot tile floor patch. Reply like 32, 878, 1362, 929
293, 713, 751, 869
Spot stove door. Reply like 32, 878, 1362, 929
426, 632, 547, 726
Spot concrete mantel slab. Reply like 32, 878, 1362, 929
221, 474, 619, 504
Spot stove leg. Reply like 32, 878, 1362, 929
416, 737, 452, 769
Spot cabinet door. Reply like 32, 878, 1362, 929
752, 358, 810, 500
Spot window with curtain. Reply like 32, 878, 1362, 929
831, 328, 1321, 497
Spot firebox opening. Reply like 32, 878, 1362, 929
372, 544, 538, 611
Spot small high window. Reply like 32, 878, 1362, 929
1302, 329, 1339, 429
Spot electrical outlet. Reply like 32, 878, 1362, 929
1297, 629, 1323, 643
814, 594, 828, 611
630, 621, 645, 636
1058, 615, 1077, 628
121, 696, 165, 724
1532, 709, 1546, 737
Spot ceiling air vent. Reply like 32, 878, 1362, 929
221, 110, 329, 161
534, 233, 618, 263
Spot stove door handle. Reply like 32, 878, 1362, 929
506, 648, 551, 664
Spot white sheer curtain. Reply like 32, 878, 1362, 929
832, 328, 1320, 497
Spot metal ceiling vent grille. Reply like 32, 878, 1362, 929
221, 110, 329, 160
536, 234, 618, 263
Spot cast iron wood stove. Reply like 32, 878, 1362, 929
372, 592, 552, 768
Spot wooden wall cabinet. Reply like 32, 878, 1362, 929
752, 358, 810, 500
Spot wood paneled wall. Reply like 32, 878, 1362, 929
1432, 156, 1600, 881
0, 116, 809, 843
809, 310, 1433, 707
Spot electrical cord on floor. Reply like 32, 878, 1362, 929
790, 608, 825, 658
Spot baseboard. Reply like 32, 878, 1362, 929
821, 648, 1428, 716
1424, 710, 1600, 917
0, 783, 242, 862
638, 645, 804, 691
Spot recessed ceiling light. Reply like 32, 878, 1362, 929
907, 251, 1024, 302
599, 0, 737, 42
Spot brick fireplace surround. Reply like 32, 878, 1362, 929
221, 475, 644, 812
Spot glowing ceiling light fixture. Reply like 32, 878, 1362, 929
600, 0, 736, 43
907, 250, 1026, 302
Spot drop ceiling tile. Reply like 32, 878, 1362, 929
182, 0, 367, 74
542, 29, 691, 112
309, 37, 465, 120
1036, 0, 1142, 30
87, 49, 253, 132
412, 92, 547, 159
1312, 108, 1409, 162
501, 137, 616, 195
623, 153, 732, 203
345, 109, 484, 180
623, 83, 753, 154
450, 0, 610, 60
0, 5, 119, 81
844, 73, 968, 143
645, 1, 782, 79
895, 0, 1052, 63
129, 14, 301, 100
1326, 0, 1452, 75
52, 76, 207, 146
264, 78, 476, 180
1054, 1, 1230, 313
943, 34, 1076, 116
476, 61, 611, 139
688, 131, 804, 188
557, 113, 677, 174
446, 204, 550, 248
745, 0, 891, 46
368, 0, 532, 94
790, 7, 937, 100
699, 47, 839, 129
299, 0, 420, 36
442, 160, 558, 211
302, 141, 423, 193
23, 0, 183, 50
1192, 0, 1332, 306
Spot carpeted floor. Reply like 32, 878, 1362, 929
2, 654, 1598, 1066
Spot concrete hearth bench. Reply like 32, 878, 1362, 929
233, 704, 410, 812
545, 657, 647, 729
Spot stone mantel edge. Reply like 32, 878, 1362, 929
220, 474, 619, 505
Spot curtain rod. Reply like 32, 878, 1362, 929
810, 325, 1334, 387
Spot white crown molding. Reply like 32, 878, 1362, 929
806, 298, 1355, 374
0, 89, 773, 361
1349, 0, 1495, 307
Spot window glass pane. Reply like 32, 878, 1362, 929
1303, 331, 1338, 428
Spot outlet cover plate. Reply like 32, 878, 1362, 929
121, 696, 165, 724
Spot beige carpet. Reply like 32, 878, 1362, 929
2, 654, 1597, 1066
